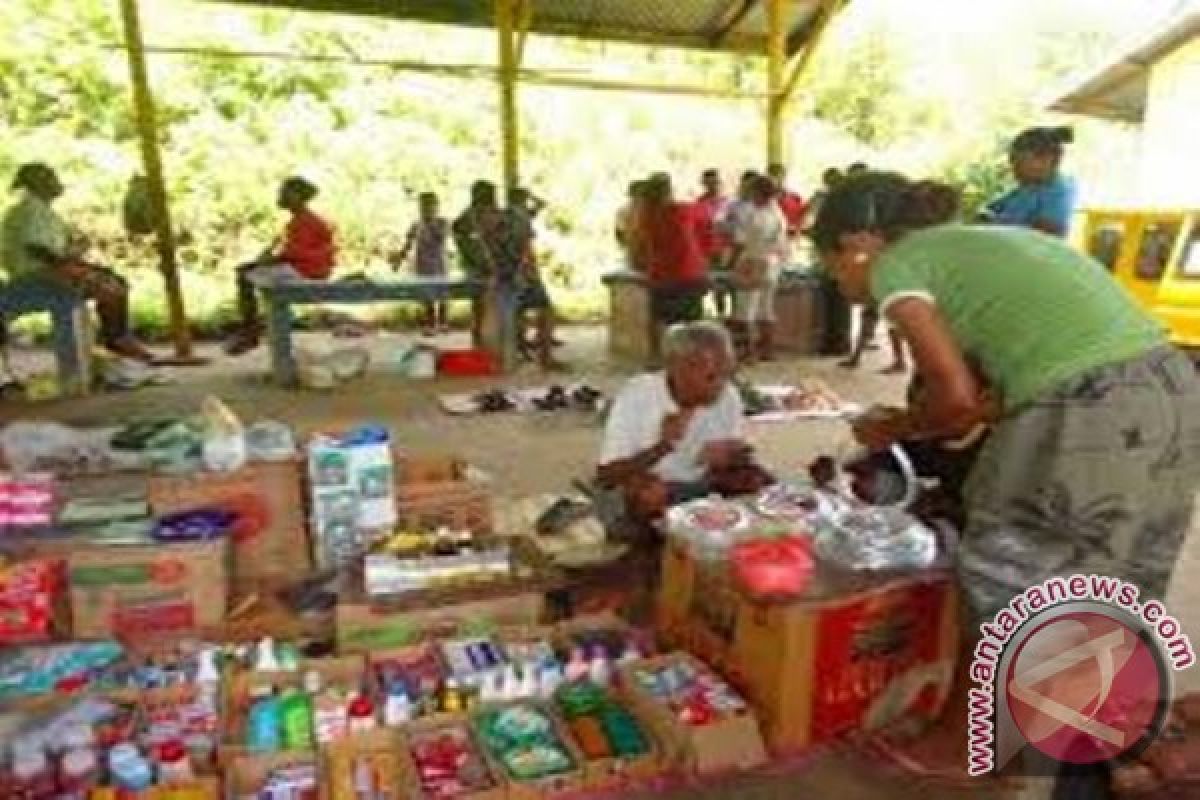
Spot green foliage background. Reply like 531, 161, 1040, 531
0, 0, 1158, 337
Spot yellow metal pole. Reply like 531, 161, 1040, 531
118, 0, 192, 358
765, 0, 787, 166
496, 0, 520, 192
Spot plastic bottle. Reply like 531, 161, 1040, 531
156, 740, 195, 784
588, 645, 612, 688
441, 678, 464, 713
565, 647, 589, 683
246, 690, 283, 752
58, 747, 100, 800
254, 637, 282, 672
347, 693, 376, 733
537, 662, 565, 700
10, 744, 56, 800
518, 664, 539, 699
108, 745, 154, 794
280, 688, 315, 749
383, 684, 413, 726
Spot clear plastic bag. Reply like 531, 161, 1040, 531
200, 396, 247, 472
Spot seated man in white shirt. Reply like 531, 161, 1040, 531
597, 320, 756, 522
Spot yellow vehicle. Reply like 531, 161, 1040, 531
1077, 209, 1200, 351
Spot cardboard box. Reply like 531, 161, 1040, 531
394, 456, 493, 536
336, 581, 544, 653
617, 652, 767, 776
148, 460, 311, 587
123, 776, 221, 800
398, 714, 506, 800
472, 700, 586, 800
657, 540, 959, 754
553, 686, 663, 793
734, 574, 958, 754
67, 536, 230, 641
222, 655, 368, 752
225, 750, 318, 800
655, 540, 741, 673
320, 728, 407, 800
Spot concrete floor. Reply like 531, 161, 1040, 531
3, 324, 1197, 799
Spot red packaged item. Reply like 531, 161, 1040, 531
0, 557, 66, 644
730, 535, 814, 599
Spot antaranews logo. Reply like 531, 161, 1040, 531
967, 575, 1195, 777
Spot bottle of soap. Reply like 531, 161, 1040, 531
246, 688, 283, 752
280, 688, 315, 749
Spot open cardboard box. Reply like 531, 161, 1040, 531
221, 654, 369, 760
336, 577, 544, 653
657, 537, 959, 755
553, 685, 664, 793
471, 700, 586, 800
320, 727, 408, 800
224, 750, 318, 800
397, 713, 506, 800
616, 652, 767, 776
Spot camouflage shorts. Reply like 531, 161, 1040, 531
959, 346, 1200, 625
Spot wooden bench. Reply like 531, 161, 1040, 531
0, 278, 92, 395
256, 276, 509, 386
601, 267, 842, 363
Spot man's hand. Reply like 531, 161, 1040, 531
659, 411, 693, 451
851, 406, 913, 451
700, 439, 751, 470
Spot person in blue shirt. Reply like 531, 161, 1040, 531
983, 126, 1076, 237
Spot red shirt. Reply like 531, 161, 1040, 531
691, 193, 730, 259
776, 190, 807, 235
639, 203, 706, 286
281, 209, 335, 280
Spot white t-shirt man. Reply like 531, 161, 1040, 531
734, 202, 789, 273
599, 371, 745, 484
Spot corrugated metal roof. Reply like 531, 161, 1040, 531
206, 0, 830, 54
1048, 3, 1200, 122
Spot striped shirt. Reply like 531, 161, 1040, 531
871, 224, 1165, 411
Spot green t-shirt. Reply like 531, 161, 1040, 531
871, 224, 1165, 411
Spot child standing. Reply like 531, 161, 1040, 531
392, 192, 449, 335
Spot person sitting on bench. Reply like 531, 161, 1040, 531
1, 162, 153, 362
596, 320, 759, 526
226, 176, 335, 356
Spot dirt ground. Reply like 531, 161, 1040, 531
3, 324, 1198, 799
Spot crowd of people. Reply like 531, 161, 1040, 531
613, 163, 811, 364
0, 167, 565, 370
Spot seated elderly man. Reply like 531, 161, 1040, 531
597, 320, 761, 522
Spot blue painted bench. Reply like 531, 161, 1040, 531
255, 276, 519, 386
0, 278, 92, 394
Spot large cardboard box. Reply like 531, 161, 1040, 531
67, 536, 230, 641
657, 540, 959, 755
336, 581, 544, 653
148, 459, 311, 587
617, 652, 767, 776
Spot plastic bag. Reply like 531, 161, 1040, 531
246, 420, 297, 462
200, 396, 246, 472
731, 535, 815, 598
